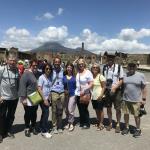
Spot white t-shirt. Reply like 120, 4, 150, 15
75, 70, 93, 96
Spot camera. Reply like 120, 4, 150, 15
106, 79, 113, 89
139, 104, 147, 117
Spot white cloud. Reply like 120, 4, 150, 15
0, 26, 69, 51
98, 39, 150, 53
6, 26, 30, 38
64, 28, 106, 50
37, 26, 68, 43
35, 12, 54, 21
119, 28, 150, 41
57, 8, 64, 15
0, 26, 150, 53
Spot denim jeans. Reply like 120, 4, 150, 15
40, 102, 50, 133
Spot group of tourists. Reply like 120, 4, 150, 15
0, 51, 147, 143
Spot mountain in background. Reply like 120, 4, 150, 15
31, 41, 95, 55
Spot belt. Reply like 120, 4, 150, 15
51, 91, 64, 94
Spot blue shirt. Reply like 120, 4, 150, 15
38, 74, 52, 100
63, 75, 76, 96
51, 68, 64, 93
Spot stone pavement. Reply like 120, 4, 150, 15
0, 72, 150, 150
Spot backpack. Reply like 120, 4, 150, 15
102, 64, 121, 78
102, 64, 124, 93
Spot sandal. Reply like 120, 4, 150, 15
93, 123, 99, 127
97, 124, 104, 131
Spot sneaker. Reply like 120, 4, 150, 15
115, 126, 121, 133
58, 129, 63, 134
133, 129, 141, 138
25, 129, 31, 137
41, 132, 52, 139
7, 132, 15, 139
106, 124, 112, 131
82, 125, 90, 129
79, 124, 84, 127
52, 128, 58, 134
64, 124, 70, 130
68, 124, 74, 132
121, 128, 129, 135
0, 135, 3, 143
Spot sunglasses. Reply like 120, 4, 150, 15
32, 65, 37, 67
78, 63, 84, 66
92, 67, 99, 69
45, 68, 51, 71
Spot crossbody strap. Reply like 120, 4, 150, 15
51, 73, 59, 87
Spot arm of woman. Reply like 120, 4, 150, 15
80, 80, 93, 96
38, 86, 49, 106
97, 81, 106, 100
38, 76, 49, 106
82, 70, 93, 94
19, 73, 28, 105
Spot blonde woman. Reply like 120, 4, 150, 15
75, 58, 93, 129
91, 63, 106, 130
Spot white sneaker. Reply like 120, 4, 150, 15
52, 128, 58, 134
41, 132, 52, 138
69, 124, 74, 132
58, 129, 63, 134
64, 124, 70, 130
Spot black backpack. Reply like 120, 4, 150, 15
102, 64, 121, 78
103, 64, 124, 93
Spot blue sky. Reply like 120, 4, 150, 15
0, 0, 150, 53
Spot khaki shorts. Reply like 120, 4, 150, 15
104, 89, 122, 110
122, 101, 140, 117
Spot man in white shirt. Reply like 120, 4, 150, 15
0, 52, 19, 143
103, 53, 123, 133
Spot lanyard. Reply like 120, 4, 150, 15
6, 66, 17, 85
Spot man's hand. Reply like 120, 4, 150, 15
21, 99, 27, 106
44, 100, 50, 106
80, 91, 84, 97
140, 100, 146, 105
111, 85, 118, 93
97, 95, 103, 101
64, 90, 69, 95
0, 97, 4, 104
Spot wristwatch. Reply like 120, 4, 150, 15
142, 98, 146, 101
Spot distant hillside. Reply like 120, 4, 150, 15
31, 42, 95, 55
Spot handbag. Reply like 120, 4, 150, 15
80, 92, 91, 104
27, 90, 43, 105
